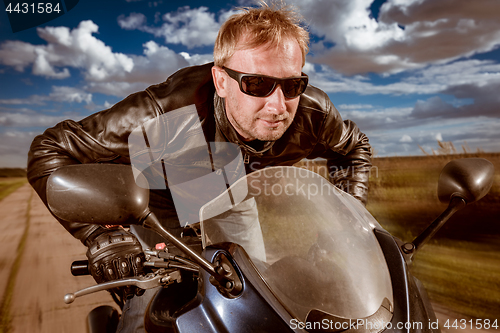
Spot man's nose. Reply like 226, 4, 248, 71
265, 84, 287, 114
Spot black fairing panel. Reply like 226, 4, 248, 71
145, 243, 304, 333
374, 229, 440, 333
145, 271, 200, 333
175, 244, 300, 332
145, 231, 439, 333
87, 305, 119, 333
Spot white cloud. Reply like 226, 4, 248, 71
48, 86, 93, 104
365, 117, 500, 156
0, 21, 135, 81
85, 81, 149, 98
307, 59, 500, 102
122, 41, 189, 85
119, 7, 219, 48
118, 6, 238, 49
0, 97, 45, 105
411, 96, 456, 119
155, 6, 225, 48
306, 63, 444, 96
0, 40, 37, 72
0, 86, 92, 105
118, 13, 147, 30
340, 106, 413, 131
0, 110, 69, 127
399, 134, 413, 142
288, 0, 500, 75
179, 52, 214, 66
32, 48, 70, 79
0, 131, 38, 167
405, 60, 500, 88
0, 21, 194, 96
337, 104, 374, 110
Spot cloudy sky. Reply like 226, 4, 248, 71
0, 0, 499, 167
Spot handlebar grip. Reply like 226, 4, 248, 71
71, 260, 90, 276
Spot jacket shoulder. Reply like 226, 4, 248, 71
145, 62, 216, 114
294, 85, 342, 136
299, 85, 338, 117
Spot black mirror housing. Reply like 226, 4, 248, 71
406, 158, 494, 257
438, 158, 494, 204
47, 164, 151, 225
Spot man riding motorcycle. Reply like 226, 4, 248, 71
27, 2, 372, 332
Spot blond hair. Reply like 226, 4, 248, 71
214, 1, 309, 67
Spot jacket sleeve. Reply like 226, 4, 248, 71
319, 99, 373, 205
27, 90, 160, 245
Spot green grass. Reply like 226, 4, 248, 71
411, 241, 500, 320
0, 178, 28, 202
366, 154, 500, 319
0, 169, 26, 178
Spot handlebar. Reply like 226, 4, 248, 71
71, 260, 90, 276
66, 247, 198, 304
64, 270, 182, 304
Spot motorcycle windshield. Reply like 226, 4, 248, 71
200, 166, 393, 321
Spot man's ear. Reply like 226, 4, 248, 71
212, 66, 229, 98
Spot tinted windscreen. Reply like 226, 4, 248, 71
200, 167, 393, 321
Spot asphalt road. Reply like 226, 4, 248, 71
0, 184, 116, 333
0, 185, 497, 333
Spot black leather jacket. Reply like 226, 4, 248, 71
27, 62, 372, 245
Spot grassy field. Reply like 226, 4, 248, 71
0, 178, 27, 202
298, 153, 500, 319
367, 153, 500, 243
411, 240, 500, 319
0, 169, 26, 178
0, 169, 27, 202
369, 153, 500, 319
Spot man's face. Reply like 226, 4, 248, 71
213, 37, 303, 142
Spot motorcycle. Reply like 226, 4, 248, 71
46, 158, 494, 333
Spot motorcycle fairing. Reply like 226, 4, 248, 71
200, 166, 394, 320
145, 166, 440, 332
374, 229, 440, 333
145, 236, 440, 333
175, 245, 304, 333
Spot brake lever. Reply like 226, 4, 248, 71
64, 270, 182, 304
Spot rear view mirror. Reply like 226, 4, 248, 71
47, 164, 150, 225
438, 158, 494, 204
47, 164, 232, 283
407, 158, 494, 256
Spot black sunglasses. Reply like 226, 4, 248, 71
222, 66, 308, 99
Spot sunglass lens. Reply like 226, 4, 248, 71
241, 76, 276, 97
283, 78, 307, 98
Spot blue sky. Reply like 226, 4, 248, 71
1, 0, 499, 167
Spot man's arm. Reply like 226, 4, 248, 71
317, 98, 372, 205
325, 119, 372, 205
27, 90, 159, 244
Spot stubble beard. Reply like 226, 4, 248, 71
226, 95, 294, 142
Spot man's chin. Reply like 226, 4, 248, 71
254, 129, 287, 141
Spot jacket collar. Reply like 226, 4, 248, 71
213, 93, 274, 157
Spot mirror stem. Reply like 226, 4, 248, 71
141, 212, 230, 283
408, 196, 466, 255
